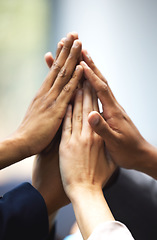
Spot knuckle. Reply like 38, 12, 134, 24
68, 53, 74, 60
97, 83, 108, 95
102, 83, 108, 92
63, 125, 72, 132
84, 106, 92, 115
59, 68, 67, 78
75, 114, 82, 122
63, 83, 71, 93
103, 78, 108, 85
63, 42, 70, 51
53, 61, 62, 72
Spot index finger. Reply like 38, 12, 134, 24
80, 61, 116, 119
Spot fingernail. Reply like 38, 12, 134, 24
90, 114, 100, 126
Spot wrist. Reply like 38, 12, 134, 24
69, 186, 115, 239
65, 183, 103, 203
0, 132, 29, 169
135, 140, 157, 179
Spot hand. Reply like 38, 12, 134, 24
32, 137, 69, 217
13, 33, 83, 159
80, 50, 157, 177
59, 81, 115, 239
59, 80, 115, 199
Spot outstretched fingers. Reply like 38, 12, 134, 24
55, 65, 83, 120
61, 105, 72, 143
80, 61, 116, 119
82, 49, 125, 112
49, 40, 82, 100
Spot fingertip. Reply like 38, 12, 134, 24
67, 31, 79, 40
44, 52, 53, 59
71, 31, 79, 39
44, 52, 54, 68
80, 61, 89, 68
76, 64, 83, 72
60, 37, 66, 43
73, 39, 82, 49
58, 41, 64, 48
88, 111, 100, 127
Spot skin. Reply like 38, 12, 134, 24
80, 49, 157, 179
32, 137, 69, 231
59, 81, 115, 240
0, 32, 83, 169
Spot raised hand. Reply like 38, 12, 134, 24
59, 81, 115, 239
80, 50, 157, 179
59, 81, 115, 197
0, 33, 83, 169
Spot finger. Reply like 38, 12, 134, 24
82, 49, 123, 109
39, 33, 79, 96
92, 87, 99, 112
44, 52, 54, 68
82, 80, 93, 133
53, 32, 78, 70
82, 49, 106, 83
61, 105, 72, 143
72, 89, 83, 136
55, 41, 64, 59
55, 65, 83, 120
88, 111, 117, 142
49, 40, 82, 99
44, 41, 64, 69
80, 61, 116, 119
50, 33, 78, 78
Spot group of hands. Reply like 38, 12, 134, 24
1, 32, 157, 238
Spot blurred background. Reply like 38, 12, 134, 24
0, 0, 157, 238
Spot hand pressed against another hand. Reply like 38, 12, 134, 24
59, 80, 115, 198
59, 81, 115, 240
32, 137, 69, 217
13, 33, 83, 160
80, 50, 155, 175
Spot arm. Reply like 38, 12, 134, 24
32, 134, 69, 217
80, 50, 157, 179
59, 81, 116, 239
0, 183, 49, 240
0, 32, 83, 169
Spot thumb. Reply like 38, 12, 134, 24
88, 111, 114, 141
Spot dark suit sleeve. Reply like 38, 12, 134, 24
0, 182, 49, 240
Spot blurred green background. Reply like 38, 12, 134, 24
0, 0, 52, 182
0, 0, 51, 138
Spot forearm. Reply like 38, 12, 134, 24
69, 187, 115, 240
135, 141, 157, 179
0, 133, 28, 169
